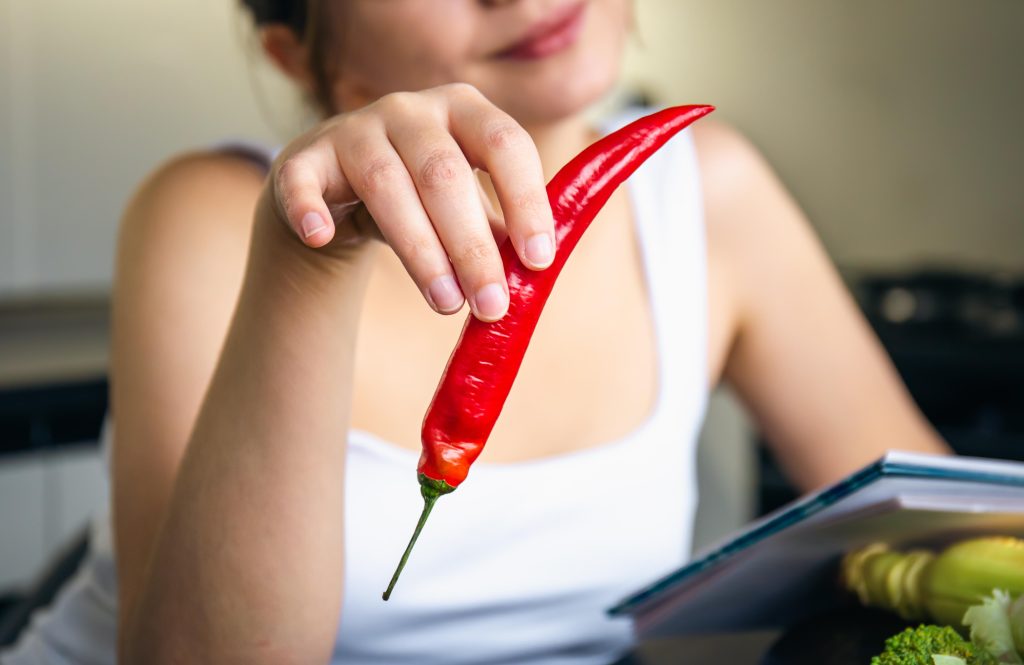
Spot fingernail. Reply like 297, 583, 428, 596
301, 212, 327, 239
472, 282, 508, 321
427, 275, 464, 313
524, 233, 554, 268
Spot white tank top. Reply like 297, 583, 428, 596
1, 109, 709, 665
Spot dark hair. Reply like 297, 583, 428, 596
241, 0, 307, 33
240, 0, 338, 115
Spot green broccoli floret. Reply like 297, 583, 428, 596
871, 625, 998, 665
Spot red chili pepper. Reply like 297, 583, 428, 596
383, 105, 714, 600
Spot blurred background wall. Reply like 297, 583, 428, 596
0, 0, 1021, 593
625, 0, 1024, 273
0, 0, 297, 296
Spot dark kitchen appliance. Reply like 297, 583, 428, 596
759, 268, 1024, 515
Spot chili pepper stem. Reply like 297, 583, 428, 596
382, 474, 455, 601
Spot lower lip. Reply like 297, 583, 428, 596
499, 4, 586, 61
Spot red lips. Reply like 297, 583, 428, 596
495, 2, 587, 61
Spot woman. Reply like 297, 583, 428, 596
1, 1, 947, 663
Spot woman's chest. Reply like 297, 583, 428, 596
349, 198, 661, 463
336, 428, 697, 662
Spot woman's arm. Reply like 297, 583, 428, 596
696, 121, 949, 493
122, 194, 374, 664
110, 152, 266, 655
112, 153, 375, 663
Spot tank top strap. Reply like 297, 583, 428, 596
211, 140, 278, 173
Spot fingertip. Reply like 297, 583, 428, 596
303, 227, 336, 248
298, 211, 334, 247
300, 211, 328, 238
426, 275, 465, 314
522, 233, 555, 270
469, 282, 509, 322
428, 299, 466, 316
474, 308, 508, 323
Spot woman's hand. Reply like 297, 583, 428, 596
270, 82, 556, 321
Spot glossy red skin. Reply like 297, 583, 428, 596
418, 105, 715, 488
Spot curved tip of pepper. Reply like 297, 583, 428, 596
679, 104, 715, 119
644, 104, 715, 138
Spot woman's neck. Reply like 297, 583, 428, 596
478, 113, 598, 214
527, 114, 600, 180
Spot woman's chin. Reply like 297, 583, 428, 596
494, 61, 622, 128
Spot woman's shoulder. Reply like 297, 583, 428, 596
128, 147, 269, 220
113, 147, 272, 318
691, 119, 774, 212
691, 118, 822, 382
691, 117, 806, 246
118, 147, 269, 256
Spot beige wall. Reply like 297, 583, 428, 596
0, 0, 298, 296
623, 0, 1024, 272
1, 0, 1021, 297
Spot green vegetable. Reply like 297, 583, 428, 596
871, 625, 998, 665
843, 537, 1024, 627
1011, 595, 1024, 657
926, 539, 1024, 628
962, 591, 1023, 664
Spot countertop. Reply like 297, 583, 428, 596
0, 295, 109, 389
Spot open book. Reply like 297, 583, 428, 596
608, 451, 1024, 638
